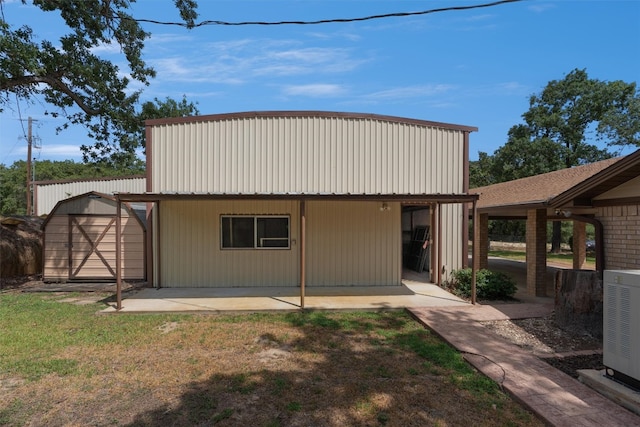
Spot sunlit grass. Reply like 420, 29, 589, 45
0, 293, 540, 426
489, 250, 596, 268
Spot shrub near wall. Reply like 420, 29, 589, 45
445, 268, 517, 300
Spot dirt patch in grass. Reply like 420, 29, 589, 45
0, 293, 544, 426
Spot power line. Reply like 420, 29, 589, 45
126, 0, 525, 28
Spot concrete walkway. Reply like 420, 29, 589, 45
408, 303, 640, 427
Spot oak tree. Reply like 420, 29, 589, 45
0, 0, 198, 165
471, 69, 639, 251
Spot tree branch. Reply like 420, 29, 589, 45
1, 74, 101, 115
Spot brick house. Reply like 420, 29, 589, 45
471, 149, 640, 296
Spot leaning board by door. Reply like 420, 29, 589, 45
404, 226, 430, 273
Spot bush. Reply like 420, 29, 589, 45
445, 268, 517, 300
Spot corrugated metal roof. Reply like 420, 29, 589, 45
146, 110, 478, 133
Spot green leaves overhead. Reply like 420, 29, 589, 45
0, 0, 199, 166
470, 69, 638, 188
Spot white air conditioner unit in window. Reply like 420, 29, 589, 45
603, 270, 640, 390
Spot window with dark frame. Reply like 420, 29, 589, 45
221, 215, 290, 249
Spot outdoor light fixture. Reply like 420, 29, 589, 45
380, 202, 390, 212
555, 209, 572, 218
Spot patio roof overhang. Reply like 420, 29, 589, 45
113, 191, 480, 310
114, 192, 479, 204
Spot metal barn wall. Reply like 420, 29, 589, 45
156, 199, 400, 287
440, 204, 464, 280
149, 115, 466, 195
306, 201, 401, 286
36, 177, 145, 215
158, 200, 300, 287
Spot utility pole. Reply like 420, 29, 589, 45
26, 117, 33, 216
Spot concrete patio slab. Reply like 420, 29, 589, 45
101, 281, 469, 313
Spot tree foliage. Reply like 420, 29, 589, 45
0, 0, 199, 165
470, 69, 639, 252
0, 159, 144, 215
471, 69, 638, 187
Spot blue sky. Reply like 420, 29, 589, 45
1, 0, 639, 167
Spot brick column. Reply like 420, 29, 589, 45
473, 213, 489, 271
572, 221, 586, 269
526, 209, 547, 296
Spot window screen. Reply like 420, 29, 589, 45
221, 216, 290, 249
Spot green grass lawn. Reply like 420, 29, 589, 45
0, 292, 543, 426
489, 249, 596, 269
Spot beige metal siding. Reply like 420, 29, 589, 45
158, 200, 300, 287
156, 199, 401, 287
440, 204, 464, 281
150, 116, 466, 195
36, 177, 145, 215
306, 201, 401, 286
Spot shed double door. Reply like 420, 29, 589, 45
69, 215, 117, 280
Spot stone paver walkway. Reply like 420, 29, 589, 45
408, 303, 640, 427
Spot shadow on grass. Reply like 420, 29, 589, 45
124, 311, 535, 427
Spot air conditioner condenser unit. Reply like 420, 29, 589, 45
603, 270, 640, 390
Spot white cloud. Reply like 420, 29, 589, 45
282, 84, 346, 97
152, 57, 245, 84
364, 84, 456, 101
495, 81, 528, 93
528, 3, 556, 13
306, 31, 362, 42
41, 144, 84, 157
91, 41, 121, 55
12, 144, 83, 159
149, 39, 367, 85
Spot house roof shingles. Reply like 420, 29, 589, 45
471, 157, 623, 211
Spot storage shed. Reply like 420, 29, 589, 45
42, 192, 146, 282
117, 111, 478, 292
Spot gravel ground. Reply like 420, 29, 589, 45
482, 312, 604, 379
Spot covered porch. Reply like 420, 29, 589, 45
113, 192, 480, 310
470, 159, 621, 297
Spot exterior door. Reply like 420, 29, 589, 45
69, 215, 117, 280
